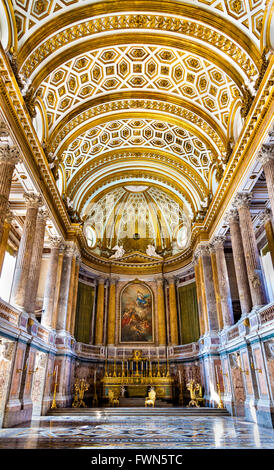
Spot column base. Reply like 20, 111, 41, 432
244, 397, 274, 428
3, 399, 33, 427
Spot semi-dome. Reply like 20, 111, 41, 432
83, 184, 191, 258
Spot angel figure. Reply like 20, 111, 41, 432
110, 245, 125, 259
146, 244, 162, 258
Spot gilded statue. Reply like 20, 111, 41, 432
72, 378, 89, 408
186, 380, 204, 407
108, 389, 120, 407
145, 388, 156, 407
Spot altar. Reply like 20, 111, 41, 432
101, 350, 174, 402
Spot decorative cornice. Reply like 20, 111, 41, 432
0, 47, 71, 237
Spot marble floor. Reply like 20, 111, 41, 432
0, 414, 273, 449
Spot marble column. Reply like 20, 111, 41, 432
209, 248, 223, 330
95, 277, 105, 345
11, 192, 42, 307
233, 192, 267, 307
65, 251, 77, 332
257, 144, 274, 217
41, 237, 63, 329
52, 247, 65, 330
261, 208, 274, 265
167, 276, 178, 345
197, 244, 219, 332
107, 278, 117, 346
0, 144, 20, 243
211, 236, 234, 327
156, 278, 167, 345
193, 254, 206, 335
225, 209, 252, 316
24, 208, 48, 314
56, 242, 75, 332
0, 206, 13, 275
70, 255, 81, 336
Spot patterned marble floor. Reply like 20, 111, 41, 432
0, 414, 273, 449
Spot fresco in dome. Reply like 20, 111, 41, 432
120, 283, 153, 343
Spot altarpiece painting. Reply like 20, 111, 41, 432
120, 283, 153, 343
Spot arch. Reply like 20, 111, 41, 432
0, 0, 17, 52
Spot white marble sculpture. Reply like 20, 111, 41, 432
146, 244, 162, 258
110, 245, 125, 259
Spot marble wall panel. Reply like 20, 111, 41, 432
31, 351, 47, 416
0, 338, 15, 427
264, 339, 274, 399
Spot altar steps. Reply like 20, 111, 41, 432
119, 397, 173, 407
48, 407, 230, 417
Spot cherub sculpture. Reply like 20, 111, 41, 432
110, 245, 125, 259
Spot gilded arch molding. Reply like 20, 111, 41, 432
49, 96, 226, 158
17, 2, 261, 79
66, 148, 209, 202
23, 33, 254, 92
76, 168, 199, 217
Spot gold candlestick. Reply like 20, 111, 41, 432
157, 360, 161, 377
217, 382, 224, 409
51, 382, 58, 409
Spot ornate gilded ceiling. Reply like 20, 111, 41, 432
4, 0, 271, 268
83, 185, 191, 258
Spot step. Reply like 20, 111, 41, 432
48, 407, 230, 417
118, 398, 174, 407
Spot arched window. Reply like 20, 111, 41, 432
85, 225, 97, 248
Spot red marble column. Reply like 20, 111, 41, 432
225, 209, 252, 315
11, 192, 42, 307
41, 237, 63, 329
261, 208, 274, 265
56, 241, 75, 332
70, 255, 81, 336
24, 208, 48, 314
196, 243, 219, 332
211, 236, 234, 327
0, 205, 13, 275
257, 144, 274, 217
233, 192, 267, 307
0, 144, 20, 243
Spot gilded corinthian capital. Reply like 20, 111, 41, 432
210, 235, 226, 251
232, 192, 252, 210
224, 209, 239, 225
0, 144, 20, 165
48, 236, 63, 249
193, 242, 210, 259
257, 144, 274, 165
23, 192, 43, 209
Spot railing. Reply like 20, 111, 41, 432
227, 325, 239, 341
172, 342, 199, 358
259, 302, 274, 325
74, 342, 103, 358
0, 299, 20, 327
